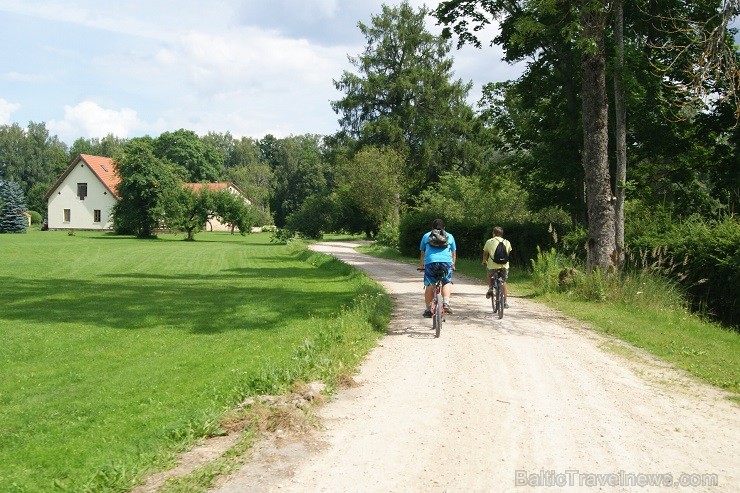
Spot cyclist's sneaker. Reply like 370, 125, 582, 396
504, 302, 510, 309
443, 303, 453, 314
485, 289, 493, 299
423, 309, 432, 318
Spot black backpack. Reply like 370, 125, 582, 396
428, 228, 449, 247
493, 239, 509, 264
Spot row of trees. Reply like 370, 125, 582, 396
1, 2, 737, 249
435, 0, 739, 270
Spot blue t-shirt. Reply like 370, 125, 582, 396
420, 230, 456, 264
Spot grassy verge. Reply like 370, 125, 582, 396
0, 231, 390, 492
539, 294, 739, 394
359, 244, 738, 398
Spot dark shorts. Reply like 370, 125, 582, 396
424, 262, 453, 287
487, 267, 509, 281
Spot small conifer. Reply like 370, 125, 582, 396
0, 181, 29, 233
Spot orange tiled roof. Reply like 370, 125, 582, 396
44, 154, 120, 200
81, 154, 120, 198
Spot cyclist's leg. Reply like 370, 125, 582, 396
486, 268, 495, 298
422, 264, 436, 316
440, 264, 453, 314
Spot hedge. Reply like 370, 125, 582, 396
626, 216, 739, 328
399, 211, 566, 269
400, 211, 739, 329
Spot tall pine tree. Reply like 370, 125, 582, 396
0, 180, 28, 233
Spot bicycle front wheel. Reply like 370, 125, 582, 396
433, 291, 443, 338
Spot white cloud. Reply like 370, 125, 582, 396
0, 0, 522, 143
47, 101, 144, 141
0, 99, 21, 124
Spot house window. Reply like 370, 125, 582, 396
77, 183, 87, 200
94, 210, 101, 223
63, 209, 71, 222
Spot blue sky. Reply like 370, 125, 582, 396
0, 0, 521, 146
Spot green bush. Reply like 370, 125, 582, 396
399, 211, 566, 268
375, 218, 400, 249
530, 247, 574, 293
662, 216, 739, 328
284, 194, 334, 240
626, 214, 739, 328
28, 210, 42, 225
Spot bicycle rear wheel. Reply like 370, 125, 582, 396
490, 281, 498, 314
433, 291, 442, 338
496, 279, 505, 319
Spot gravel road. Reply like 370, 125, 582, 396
211, 241, 739, 493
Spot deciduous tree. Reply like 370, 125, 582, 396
154, 129, 223, 182
269, 135, 328, 227
112, 138, 181, 238
334, 146, 402, 236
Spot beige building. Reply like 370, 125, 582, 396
44, 154, 119, 230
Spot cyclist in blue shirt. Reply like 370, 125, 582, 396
418, 218, 457, 317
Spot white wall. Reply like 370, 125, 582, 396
47, 163, 117, 230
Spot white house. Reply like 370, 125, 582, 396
44, 154, 119, 230
45, 154, 251, 231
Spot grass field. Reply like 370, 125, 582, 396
0, 230, 389, 492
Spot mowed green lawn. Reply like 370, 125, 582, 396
0, 230, 387, 492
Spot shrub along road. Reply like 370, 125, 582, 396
212, 241, 739, 492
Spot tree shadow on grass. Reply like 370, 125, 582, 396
0, 266, 358, 335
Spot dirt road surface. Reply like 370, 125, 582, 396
211, 241, 739, 492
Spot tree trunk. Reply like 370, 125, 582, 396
613, 0, 627, 268
580, 2, 616, 272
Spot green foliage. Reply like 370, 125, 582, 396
530, 247, 575, 294
284, 194, 335, 240
332, 2, 482, 200
269, 135, 328, 228
164, 186, 213, 241
212, 189, 261, 234
154, 129, 224, 182
24, 182, 49, 218
333, 146, 402, 236
0, 122, 68, 197
0, 181, 28, 233
68, 134, 126, 161
375, 217, 400, 249
28, 210, 41, 224
629, 215, 740, 328
412, 169, 535, 224
530, 245, 689, 312
399, 210, 565, 268
112, 138, 182, 238
226, 141, 275, 219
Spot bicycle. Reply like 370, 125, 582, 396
418, 266, 447, 338
489, 268, 506, 319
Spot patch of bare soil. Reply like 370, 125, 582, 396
132, 383, 326, 492
200, 241, 737, 492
